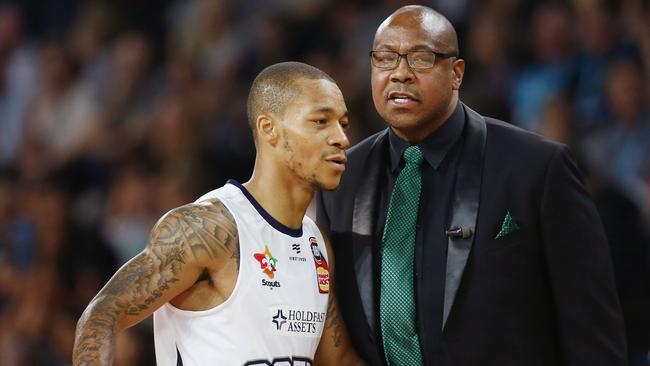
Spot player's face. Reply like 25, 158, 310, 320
277, 78, 350, 191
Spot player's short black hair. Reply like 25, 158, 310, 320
246, 62, 336, 139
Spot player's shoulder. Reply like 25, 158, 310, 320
152, 198, 237, 243
148, 198, 240, 265
162, 197, 232, 221
194, 182, 239, 204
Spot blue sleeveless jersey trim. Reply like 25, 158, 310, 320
176, 347, 183, 366
226, 179, 303, 238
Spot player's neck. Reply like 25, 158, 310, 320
243, 167, 313, 230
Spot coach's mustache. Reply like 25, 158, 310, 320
384, 86, 421, 101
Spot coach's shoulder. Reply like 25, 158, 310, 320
484, 116, 565, 159
341, 129, 388, 174
347, 129, 388, 157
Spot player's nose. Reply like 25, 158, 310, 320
328, 123, 350, 149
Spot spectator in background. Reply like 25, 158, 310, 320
67, 2, 116, 101
571, 0, 632, 129
0, 179, 116, 365
461, 10, 514, 121
581, 57, 650, 209
146, 96, 202, 172
98, 32, 161, 146
538, 96, 575, 147
584, 62, 650, 361
23, 41, 99, 166
511, 2, 574, 132
0, 4, 37, 167
167, 0, 243, 82
102, 161, 156, 265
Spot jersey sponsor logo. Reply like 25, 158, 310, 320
268, 305, 326, 338
262, 279, 281, 288
289, 243, 307, 262
271, 309, 287, 330
243, 357, 312, 366
309, 238, 329, 294
254, 245, 278, 279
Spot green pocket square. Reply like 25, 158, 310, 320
495, 211, 520, 239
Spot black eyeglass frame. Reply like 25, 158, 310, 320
369, 50, 459, 70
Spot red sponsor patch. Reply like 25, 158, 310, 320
309, 237, 329, 294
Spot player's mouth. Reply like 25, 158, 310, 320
387, 91, 419, 107
325, 155, 347, 172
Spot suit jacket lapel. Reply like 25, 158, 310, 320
442, 105, 487, 329
352, 129, 388, 336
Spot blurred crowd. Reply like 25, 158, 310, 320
0, 0, 648, 365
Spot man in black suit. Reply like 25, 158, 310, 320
317, 5, 627, 365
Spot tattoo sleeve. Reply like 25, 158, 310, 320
325, 286, 343, 347
72, 200, 238, 366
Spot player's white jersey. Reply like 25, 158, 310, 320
153, 180, 331, 366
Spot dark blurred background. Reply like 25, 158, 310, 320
0, 0, 648, 365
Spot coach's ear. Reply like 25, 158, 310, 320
257, 114, 279, 146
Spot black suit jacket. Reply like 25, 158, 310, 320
317, 104, 627, 365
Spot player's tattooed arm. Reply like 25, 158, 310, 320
325, 286, 343, 347
314, 231, 366, 366
72, 200, 238, 366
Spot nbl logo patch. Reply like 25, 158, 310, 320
309, 237, 329, 294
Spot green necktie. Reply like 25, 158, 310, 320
380, 145, 424, 366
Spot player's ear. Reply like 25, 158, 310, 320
257, 114, 278, 145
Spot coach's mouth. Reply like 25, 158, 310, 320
387, 91, 419, 102
386, 91, 419, 108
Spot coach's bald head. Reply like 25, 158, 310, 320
374, 5, 459, 55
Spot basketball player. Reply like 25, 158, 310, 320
73, 62, 364, 366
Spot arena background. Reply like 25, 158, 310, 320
0, 0, 648, 364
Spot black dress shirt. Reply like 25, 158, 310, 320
376, 102, 465, 365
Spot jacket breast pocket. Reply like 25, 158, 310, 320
481, 226, 533, 254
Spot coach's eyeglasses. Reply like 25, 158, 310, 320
369, 50, 458, 70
